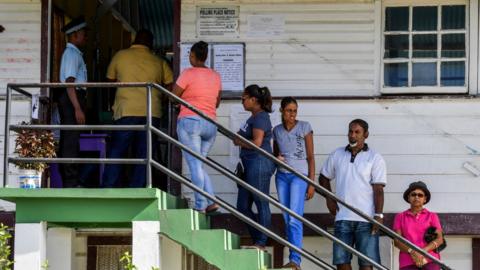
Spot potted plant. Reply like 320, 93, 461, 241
13, 122, 56, 188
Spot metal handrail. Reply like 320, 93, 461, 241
3, 82, 453, 270
9, 157, 145, 164
150, 83, 452, 270
151, 159, 335, 270
3, 83, 155, 188
4, 82, 334, 269
150, 126, 386, 270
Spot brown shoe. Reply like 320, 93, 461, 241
205, 203, 219, 213
283, 261, 301, 270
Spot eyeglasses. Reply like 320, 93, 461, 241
409, 192, 425, 198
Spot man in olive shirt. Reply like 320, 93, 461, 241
102, 29, 173, 187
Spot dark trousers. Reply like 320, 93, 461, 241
102, 116, 161, 188
237, 154, 275, 246
58, 90, 86, 188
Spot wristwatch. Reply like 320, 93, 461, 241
374, 213, 384, 219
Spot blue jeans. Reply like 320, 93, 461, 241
102, 117, 160, 188
237, 154, 275, 246
333, 220, 380, 267
177, 116, 217, 210
276, 172, 308, 266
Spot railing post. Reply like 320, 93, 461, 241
146, 84, 152, 188
3, 86, 12, 187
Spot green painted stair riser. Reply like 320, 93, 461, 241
0, 188, 274, 270
159, 208, 272, 270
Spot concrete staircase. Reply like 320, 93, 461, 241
0, 188, 289, 270
159, 208, 277, 270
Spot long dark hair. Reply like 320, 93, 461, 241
280, 96, 297, 110
244, 84, 272, 113
190, 41, 209, 62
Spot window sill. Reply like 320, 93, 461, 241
381, 86, 467, 94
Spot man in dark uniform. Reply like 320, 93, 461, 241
58, 17, 88, 187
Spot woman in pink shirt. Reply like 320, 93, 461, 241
173, 41, 222, 213
393, 181, 444, 270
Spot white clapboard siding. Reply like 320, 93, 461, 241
0, 0, 41, 196
0, 0, 41, 90
181, 0, 376, 96
392, 237, 472, 270
182, 98, 480, 214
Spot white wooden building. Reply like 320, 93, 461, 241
0, 0, 479, 269
180, 0, 480, 269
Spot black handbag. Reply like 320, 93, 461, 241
234, 161, 245, 188
424, 226, 447, 252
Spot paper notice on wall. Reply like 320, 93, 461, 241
179, 43, 212, 74
196, 6, 239, 37
229, 104, 281, 169
247, 14, 285, 37
213, 44, 244, 91
31, 94, 39, 119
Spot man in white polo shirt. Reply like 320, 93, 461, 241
319, 119, 386, 270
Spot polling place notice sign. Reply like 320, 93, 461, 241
196, 6, 239, 37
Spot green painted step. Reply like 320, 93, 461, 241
0, 188, 187, 226
159, 208, 272, 270
0, 188, 273, 269
224, 249, 271, 270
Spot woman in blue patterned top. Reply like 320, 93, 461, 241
273, 97, 316, 270
234, 84, 276, 251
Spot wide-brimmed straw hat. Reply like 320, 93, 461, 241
403, 181, 431, 204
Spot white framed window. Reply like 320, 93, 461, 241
381, 1, 468, 93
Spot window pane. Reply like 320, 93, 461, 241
413, 6, 437, 31
412, 62, 437, 86
384, 63, 408, 87
384, 35, 409, 58
385, 7, 409, 31
442, 34, 465, 58
413, 34, 437, 58
441, 61, 465, 86
442, 5, 466, 29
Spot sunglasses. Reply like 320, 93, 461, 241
409, 192, 425, 198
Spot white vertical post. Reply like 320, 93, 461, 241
160, 235, 183, 270
14, 222, 47, 270
46, 227, 74, 270
132, 221, 160, 270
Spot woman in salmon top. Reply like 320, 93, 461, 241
393, 181, 444, 270
173, 41, 222, 213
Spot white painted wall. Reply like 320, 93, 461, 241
180, 0, 480, 212
14, 222, 47, 270
0, 0, 42, 90
183, 99, 480, 214
179, 3, 480, 266
391, 236, 472, 270
0, 0, 41, 210
47, 227, 75, 270
182, 0, 377, 96
73, 235, 88, 270
290, 236, 471, 270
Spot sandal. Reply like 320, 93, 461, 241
283, 261, 301, 270
205, 203, 220, 213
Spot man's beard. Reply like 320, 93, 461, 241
349, 141, 357, 148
